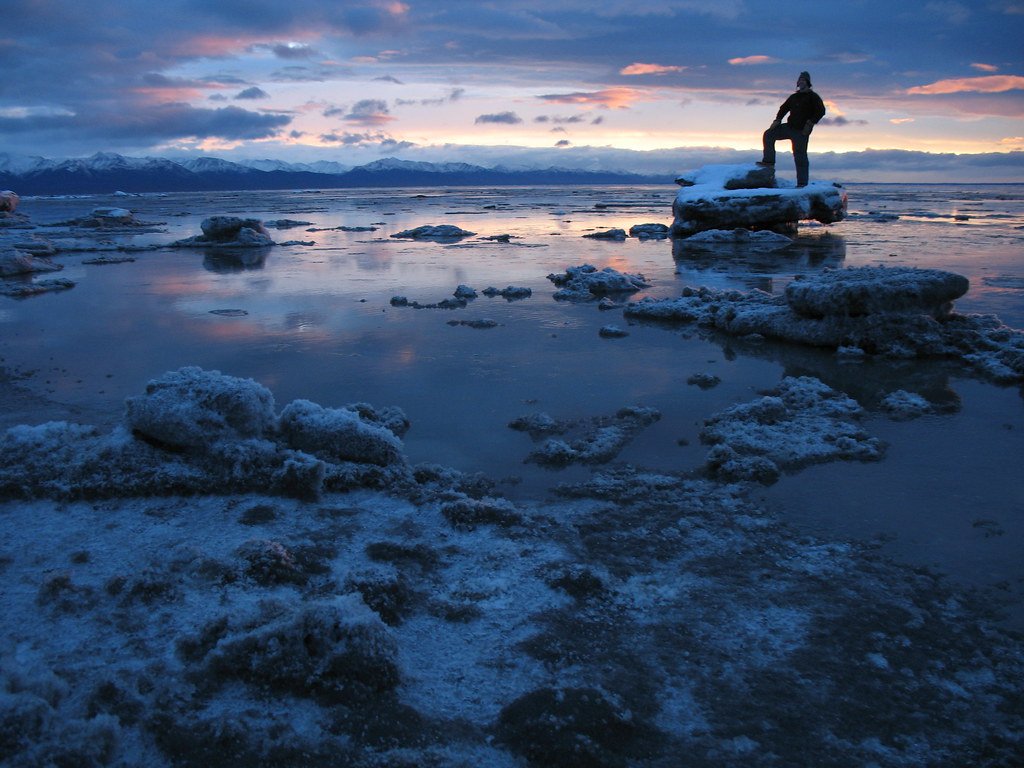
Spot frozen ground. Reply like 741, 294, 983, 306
1, 183, 1023, 765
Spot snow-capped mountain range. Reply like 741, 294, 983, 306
0, 152, 663, 195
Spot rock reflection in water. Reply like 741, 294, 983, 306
202, 247, 270, 272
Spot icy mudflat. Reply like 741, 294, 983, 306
2, 367, 1022, 766
1, 183, 1023, 765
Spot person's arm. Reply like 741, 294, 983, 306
771, 95, 794, 128
802, 94, 826, 135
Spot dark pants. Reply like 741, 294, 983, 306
762, 124, 810, 186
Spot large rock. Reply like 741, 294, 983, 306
623, 266, 1024, 383
547, 264, 649, 301
196, 595, 400, 703
390, 224, 476, 241
201, 216, 268, 241
671, 163, 846, 237
171, 217, 274, 248
0, 250, 62, 277
124, 366, 277, 450
278, 399, 405, 467
786, 266, 969, 319
0, 190, 19, 212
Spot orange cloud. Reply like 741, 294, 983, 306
728, 55, 778, 65
890, 117, 915, 124
620, 62, 684, 76
538, 87, 649, 109
907, 75, 1024, 94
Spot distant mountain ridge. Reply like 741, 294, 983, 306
0, 152, 668, 195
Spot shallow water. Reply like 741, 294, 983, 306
3, 182, 1023, 625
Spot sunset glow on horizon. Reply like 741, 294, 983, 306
1, 0, 1021, 181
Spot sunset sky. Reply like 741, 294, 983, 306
2, 0, 1023, 180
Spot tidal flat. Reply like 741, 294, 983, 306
1, 183, 1022, 765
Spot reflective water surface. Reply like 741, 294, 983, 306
3, 183, 1023, 625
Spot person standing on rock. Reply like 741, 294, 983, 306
757, 71, 826, 187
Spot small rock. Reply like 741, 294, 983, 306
599, 325, 629, 338
583, 228, 627, 240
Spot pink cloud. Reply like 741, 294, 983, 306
538, 87, 649, 109
971, 62, 999, 72
620, 62, 684, 76
728, 55, 779, 66
907, 75, 1024, 94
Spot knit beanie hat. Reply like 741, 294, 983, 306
799, 71, 812, 87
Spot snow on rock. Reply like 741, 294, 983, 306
0, 190, 19, 212
629, 223, 670, 239
263, 219, 313, 229
700, 376, 884, 483
54, 207, 157, 229
0, 366, 414, 500
0, 277, 75, 297
880, 390, 934, 420
547, 263, 649, 301
482, 285, 532, 300
582, 228, 627, 240
496, 686, 647, 766
194, 595, 400, 703
674, 163, 777, 190
9, 236, 58, 257
510, 405, 660, 467
671, 163, 846, 237
171, 216, 274, 248
0, 250, 62, 277
599, 325, 629, 338
624, 266, 1024, 384
679, 228, 794, 250
785, 265, 969, 319
390, 224, 476, 241
687, 372, 721, 389
279, 399, 405, 467
125, 366, 277, 450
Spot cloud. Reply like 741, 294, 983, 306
534, 115, 586, 124
555, 139, 571, 147
924, 1, 971, 24
620, 62, 684, 76
374, 75, 404, 84
728, 55, 779, 66
971, 63, 999, 72
538, 88, 647, 109
405, 88, 465, 107
0, 103, 290, 144
474, 111, 523, 124
248, 42, 320, 60
819, 116, 868, 127
343, 99, 395, 126
907, 75, 1024, 94
890, 117, 915, 124
271, 42, 319, 59
318, 130, 414, 151
235, 87, 270, 100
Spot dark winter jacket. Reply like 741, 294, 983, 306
776, 90, 826, 131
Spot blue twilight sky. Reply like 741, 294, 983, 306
1, 0, 1023, 180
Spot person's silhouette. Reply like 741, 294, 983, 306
757, 71, 826, 187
